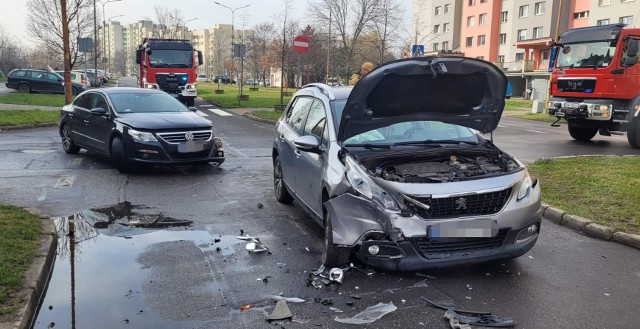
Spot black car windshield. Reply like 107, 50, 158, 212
556, 41, 617, 68
110, 92, 189, 113
149, 50, 192, 68
343, 121, 478, 146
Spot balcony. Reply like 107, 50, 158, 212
494, 60, 549, 73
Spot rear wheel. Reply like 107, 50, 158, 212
321, 211, 351, 267
628, 116, 640, 149
273, 156, 293, 203
185, 97, 195, 107
71, 87, 78, 96
61, 125, 80, 154
110, 136, 134, 173
18, 84, 30, 93
568, 125, 598, 141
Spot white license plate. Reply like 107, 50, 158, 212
564, 102, 579, 109
177, 141, 205, 153
428, 220, 498, 238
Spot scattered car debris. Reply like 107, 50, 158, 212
266, 300, 292, 321
316, 298, 333, 305
467, 284, 473, 290
416, 273, 438, 279
421, 297, 516, 328
305, 247, 310, 252
350, 295, 362, 300
528, 256, 534, 259
276, 263, 286, 268
329, 268, 344, 283
334, 302, 397, 324
240, 304, 252, 311
269, 295, 305, 303
238, 235, 269, 253
257, 203, 263, 209
604, 293, 610, 296
262, 276, 272, 283
346, 301, 355, 307
292, 317, 310, 324
214, 238, 221, 243
413, 279, 429, 288
330, 307, 344, 313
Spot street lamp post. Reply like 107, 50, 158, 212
214, 2, 250, 97
107, 15, 123, 74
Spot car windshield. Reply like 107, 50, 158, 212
109, 92, 189, 113
149, 50, 192, 68
556, 41, 617, 68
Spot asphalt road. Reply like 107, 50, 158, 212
1, 101, 639, 329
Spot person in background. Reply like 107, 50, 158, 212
349, 62, 375, 85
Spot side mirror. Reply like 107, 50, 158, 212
188, 106, 198, 112
294, 135, 322, 154
90, 107, 108, 116
135, 49, 141, 65
624, 39, 638, 66
197, 51, 203, 66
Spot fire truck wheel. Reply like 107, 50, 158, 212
568, 125, 598, 141
186, 98, 195, 107
628, 116, 640, 149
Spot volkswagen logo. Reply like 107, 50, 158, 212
455, 197, 467, 210
185, 132, 194, 141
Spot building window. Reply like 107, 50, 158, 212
499, 33, 507, 45
542, 51, 549, 60
620, 16, 634, 26
444, 23, 450, 32
573, 11, 589, 19
477, 35, 486, 46
519, 5, 529, 18
435, 6, 442, 15
433, 43, 439, 51
467, 16, 475, 27
497, 55, 505, 63
500, 11, 508, 22
515, 53, 524, 61
479, 13, 487, 25
597, 19, 611, 25
533, 26, 543, 38
444, 4, 451, 13
434, 24, 440, 33
534, 2, 545, 15
466, 37, 474, 47
517, 29, 527, 41
442, 41, 449, 50
468, 0, 476, 5
598, 0, 612, 5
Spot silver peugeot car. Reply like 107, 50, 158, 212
272, 57, 541, 271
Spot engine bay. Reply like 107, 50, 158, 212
371, 153, 519, 183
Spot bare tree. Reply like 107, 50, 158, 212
299, 25, 327, 84
0, 25, 26, 74
26, 0, 93, 70
246, 22, 276, 85
370, 0, 402, 63
112, 49, 127, 75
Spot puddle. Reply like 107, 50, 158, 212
31, 203, 245, 329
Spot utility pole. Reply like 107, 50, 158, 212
280, 11, 286, 105
214, 2, 250, 97
93, 0, 98, 86
61, 0, 72, 104
326, 11, 331, 84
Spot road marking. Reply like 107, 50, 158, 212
196, 110, 209, 117
523, 129, 547, 134
498, 124, 508, 128
199, 104, 214, 107
55, 175, 77, 188
211, 109, 233, 117
37, 189, 47, 202
68, 158, 83, 167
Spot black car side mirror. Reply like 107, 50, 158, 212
294, 135, 322, 154
189, 106, 198, 112
90, 107, 108, 116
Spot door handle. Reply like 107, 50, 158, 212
294, 150, 301, 157
279, 134, 285, 140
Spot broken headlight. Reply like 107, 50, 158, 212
345, 155, 398, 210
517, 171, 532, 201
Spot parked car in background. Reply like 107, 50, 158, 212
59, 88, 225, 173
244, 79, 255, 85
56, 71, 90, 89
196, 74, 209, 82
85, 71, 102, 87
272, 57, 541, 270
6, 69, 84, 95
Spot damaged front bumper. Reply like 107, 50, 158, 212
324, 184, 541, 272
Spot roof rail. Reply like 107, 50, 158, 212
301, 83, 335, 100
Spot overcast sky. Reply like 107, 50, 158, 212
1, 0, 412, 46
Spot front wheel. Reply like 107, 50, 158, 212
273, 156, 293, 203
568, 125, 598, 141
18, 84, 31, 93
628, 116, 640, 149
61, 125, 81, 154
110, 136, 134, 173
321, 211, 351, 267
185, 97, 195, 107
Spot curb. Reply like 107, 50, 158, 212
242, 113, 277, 125
542, 203, 640, 250
0, 209, 56, 329
0, 123, 58, 132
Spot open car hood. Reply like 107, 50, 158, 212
338, 57, 508, 142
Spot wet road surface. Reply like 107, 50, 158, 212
0, 100, 638, 328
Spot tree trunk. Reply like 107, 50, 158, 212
61, 0, 73, 104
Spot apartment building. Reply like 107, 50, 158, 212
412, 0, 463, 54
589, 0, 638, 27
460, 0, 502, 61
570, 0, 591, 28
191, 29, 210, 77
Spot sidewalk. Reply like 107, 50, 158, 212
0, 103, 59, 111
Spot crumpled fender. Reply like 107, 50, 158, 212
324, 194, 389, 246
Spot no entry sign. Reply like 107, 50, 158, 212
293, 35, 309, 53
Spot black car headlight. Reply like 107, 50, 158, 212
128, 129, 157, 143
345, 155, 398, 210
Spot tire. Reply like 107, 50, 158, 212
628, 116, 640, 149
568, 125, 598, 141
185, 97, 195, 107
321, 211, 351, 267
273, 156, 293, 203
61, 125, 81, 154
18, 84, 30, 93
71, 87, 78, 96
110, 136, 134, 173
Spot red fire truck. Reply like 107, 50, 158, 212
135, 38, 203, 107
547, 24, 640, 148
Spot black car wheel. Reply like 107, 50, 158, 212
185, 98, 195, 107
110, 136, 134, 173
273, 156, 293, 203
628, 116, 640, 149
71, 87, 78, 96
322, 210, 351, 267
18, 84, 31, 93
568, 125, 598, 141
61, 125, 81, 154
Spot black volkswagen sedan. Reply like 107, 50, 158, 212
59, 88, 224, 172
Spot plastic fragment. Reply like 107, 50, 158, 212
265, 300, 292, 321
330, 307, 344, 313
329, 268, 344, 283
257, 203, 263, 209
413, 279, 429, 288
312, 264, 325, 275
269, 295, 305, 303
334, 302, 397, 324
277, 263, 286, 268
467, 284, 472, 290
240, 304, 252, 311
444, 309, 472, 329
416, 273, 438, 279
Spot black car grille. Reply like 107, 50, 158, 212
155, 73, 187, 93
169, 149, 211, 160
557, 79, 596, 93
405, 188, 512, 219
156, 131, 212, 144
412, 230, 508, 259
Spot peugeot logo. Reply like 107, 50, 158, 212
455, 197, 467, 210
185, 132, 194, 141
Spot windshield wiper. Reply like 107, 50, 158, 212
393, 139, 478, 146
343, 143, 391, 149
